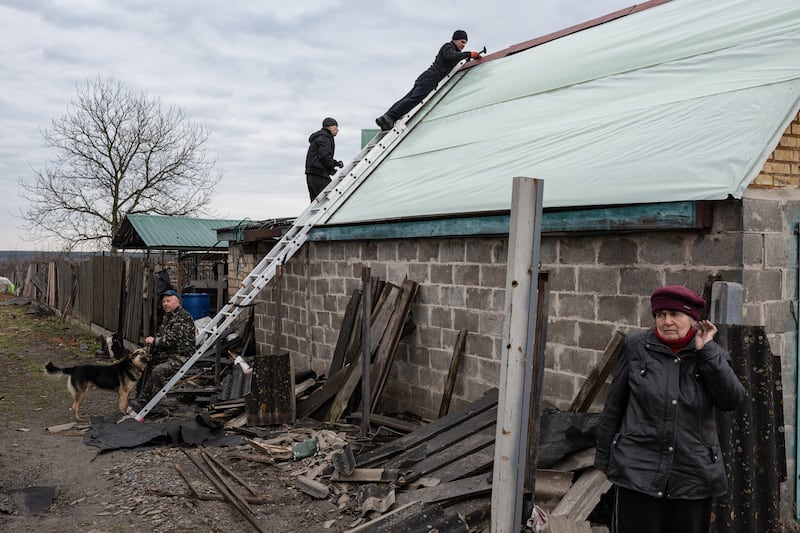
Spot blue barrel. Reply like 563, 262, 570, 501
182, 293, 211, 319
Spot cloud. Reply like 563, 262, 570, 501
0, 0, 636, 250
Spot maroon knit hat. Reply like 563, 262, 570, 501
650, 285, 705, 320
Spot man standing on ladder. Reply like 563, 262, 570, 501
375, 30, 483, 132
305, 117, 343, 201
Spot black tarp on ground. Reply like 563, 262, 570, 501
84, 414, 244, 451
536, 410, 601, 468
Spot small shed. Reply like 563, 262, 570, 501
112, 214, 246, 312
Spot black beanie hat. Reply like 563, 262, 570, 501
322, 117, 338, 128
452, 30, 468, 41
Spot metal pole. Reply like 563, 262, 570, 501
491, 177, 543, 533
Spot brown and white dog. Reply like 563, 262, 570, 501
45, 348, 148, 420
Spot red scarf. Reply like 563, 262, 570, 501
654, 327, 697, 353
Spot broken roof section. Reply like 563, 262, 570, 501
112, 214, 246, 251
323, 0, 800, 225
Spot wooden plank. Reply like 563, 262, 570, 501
548, 516, 593, 533
431, 444, 495, 483
344, 501, 428, 533
296, 366, 351, 418
569, 331, 625, 412
355, 388, 498, 468
385, 406, 497, 470
330, 468, 399, 483
395, 474, 491, 507
438, 328, 467, 418
551, 469, 612, 521
324, 284, 402, 423
330, 288, 361, 373
349, 411, 422, 434
400, 425, 495, 484
535, 470, 574, 501
369, 279, 418, 412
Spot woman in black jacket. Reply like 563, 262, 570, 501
594, 285, 746, 533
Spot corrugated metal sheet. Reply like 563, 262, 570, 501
712, 325, 786, 533
111, 214, 245, 250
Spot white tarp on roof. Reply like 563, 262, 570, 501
324, 0, 800, 225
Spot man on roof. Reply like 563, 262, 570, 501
375, 30, 483, 132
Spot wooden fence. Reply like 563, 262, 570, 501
22, 256, 169, 345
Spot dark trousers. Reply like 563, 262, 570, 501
612, 486, 712, 533
306, 174, 331, 201
386, 71, 438, 120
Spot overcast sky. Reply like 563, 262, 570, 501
0, 0, 636, 251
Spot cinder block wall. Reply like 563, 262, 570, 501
243, 191, 800, 517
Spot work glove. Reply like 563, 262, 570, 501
336, 160, 344, 168
470, 51, 480, 59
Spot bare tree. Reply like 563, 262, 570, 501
19, 78, 220, 250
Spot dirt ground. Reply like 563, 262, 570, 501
2, 295, 800, 533
0, 297, 359, 533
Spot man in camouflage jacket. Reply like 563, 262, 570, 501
138, 289, 196, 406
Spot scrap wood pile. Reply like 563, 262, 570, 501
160, 278, 625, 531
200, 276, 420, 429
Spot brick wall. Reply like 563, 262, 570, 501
751, 111, 800, 188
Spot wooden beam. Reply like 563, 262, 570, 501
438, 328, 467, 418
551, 469, 612, 521
569, 331, 625, 412
355, 388, 498, 468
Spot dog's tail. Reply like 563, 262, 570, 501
45, 362, 72, 376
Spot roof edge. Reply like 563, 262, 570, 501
462, 0, 672, 70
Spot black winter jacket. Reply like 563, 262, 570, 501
594, 328, 746, 500
305, 128, 337, 177
426, 41, 473, 81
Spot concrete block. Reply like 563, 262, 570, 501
466, 287, 492, 310
641, 235, 686, 264
764, 233, 795, 268
742, 269, 783, 301
441, 240, 466, 262
548, 266, 576, 292
559, 238, 597, 265
454, 264, 480, 286
479, 264, 506, 288
377, 242, 398, 262
620, 267, 661, 296
598, 238, 639, 265
465, 239, 491, 263
557, 293, 597, 321
597, 295, 638, 324
576, 267, 618, 294
692, 234, 742, 266
430, 264, 453, 285
417, 240, 439, 262
743, 198, 785, 232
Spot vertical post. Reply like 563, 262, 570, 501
491, 177, 544, 533
360, 267, 372, 438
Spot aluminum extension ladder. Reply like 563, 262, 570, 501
129, 61, 469, 421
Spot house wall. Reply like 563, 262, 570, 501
235, 112, 800, 516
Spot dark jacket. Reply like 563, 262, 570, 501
153, 306, 196, 359
427, 41, 473, 81
305, 128, 337, 177
594, 329, 746, 499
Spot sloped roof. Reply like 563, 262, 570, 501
111, 214, 246, 251
323, 0, 800, 225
